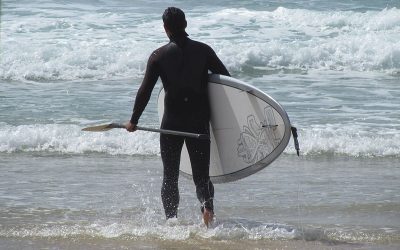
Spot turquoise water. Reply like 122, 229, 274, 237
1, 0, 399, 248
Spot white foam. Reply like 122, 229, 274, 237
196, 7, 400, 74
0, 124, 160, 155
0, 220, 297, 241
285, 124, 400, 157
1, 6, 399, 82
1, 123, 398, 157
1, 218, 396, 243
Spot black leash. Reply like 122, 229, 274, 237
291, 126, 300, 156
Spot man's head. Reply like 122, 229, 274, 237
162, 7, 188, 37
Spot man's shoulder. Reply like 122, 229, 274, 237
187, 38, 214, 55
188, 38, 212, 49
148, 45, 168, 62
157, 43, 172, 51
150, 42, 177, 57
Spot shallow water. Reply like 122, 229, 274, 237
1, 154, 399, 247
1, 0, 400, 249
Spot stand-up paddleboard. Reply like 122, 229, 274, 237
158, 74, 293, 183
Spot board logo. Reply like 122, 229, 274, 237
237, 107, 280, 164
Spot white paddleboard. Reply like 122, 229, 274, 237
157, 74, 292, 183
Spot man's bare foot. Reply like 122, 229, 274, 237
202, 208, 214, 228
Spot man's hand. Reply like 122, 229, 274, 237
125, 121, 137, 132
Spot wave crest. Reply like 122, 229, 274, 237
1, 7, 399, 82
1, 124, 399, 158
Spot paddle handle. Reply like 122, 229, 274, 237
111, 123, 209, 140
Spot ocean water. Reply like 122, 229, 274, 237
1, 0, 400, 249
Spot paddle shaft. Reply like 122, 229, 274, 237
111, 123, 209, 140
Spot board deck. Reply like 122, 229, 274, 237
158, 74, 292, 183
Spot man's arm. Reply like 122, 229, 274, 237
207, 47, 230, 76
127, 53, 159, 131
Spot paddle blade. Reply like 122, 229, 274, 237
82, 123, 124, 132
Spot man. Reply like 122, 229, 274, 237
125, 7, 230, 227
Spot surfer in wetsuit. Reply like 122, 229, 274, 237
125, 7, 230, 226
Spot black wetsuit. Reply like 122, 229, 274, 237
130, 35, 230, 218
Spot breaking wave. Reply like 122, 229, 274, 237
1, 7, 399, 82
1, 123, 399, 158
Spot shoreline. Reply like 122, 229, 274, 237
1, 237, 400, 250
1, 154, 399, 245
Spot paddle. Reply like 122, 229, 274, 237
82, 123, 210, 140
